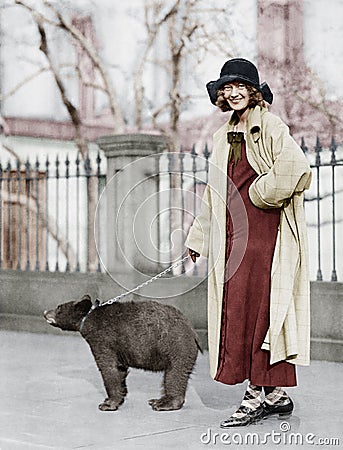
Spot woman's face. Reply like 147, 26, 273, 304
222, 82, 249, 111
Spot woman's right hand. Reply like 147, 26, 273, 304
188, 248, 200, 263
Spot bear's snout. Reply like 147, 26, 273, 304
44, 309, 57, 326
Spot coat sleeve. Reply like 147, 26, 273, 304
249, 120, 312, 209
185, 184, 211, 258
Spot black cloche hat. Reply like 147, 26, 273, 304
206, 58, 273, 105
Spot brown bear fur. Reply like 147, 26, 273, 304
44, 294, 201, 412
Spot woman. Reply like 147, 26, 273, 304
186, 58, 312, 427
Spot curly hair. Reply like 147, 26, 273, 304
215, 83, 265, 112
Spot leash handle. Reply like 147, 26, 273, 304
101, 254, 192, 306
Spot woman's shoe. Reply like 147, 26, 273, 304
262, 397, 294, 419
220, 405, 264, 428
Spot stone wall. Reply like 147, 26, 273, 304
0, 269, 208, 348
0, 268, 341, 362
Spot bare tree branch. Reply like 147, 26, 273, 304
35, 19, 89, 157
133, 0, 181, 129
0, 188, 77, 267
42, 0, 125, 132
0, 67, 50, 102
295, 92, 339, 127
14, 0, 59, 26
13, 0, 126, 132
1, 143, 23, 160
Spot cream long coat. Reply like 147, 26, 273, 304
185, 106, 312, 379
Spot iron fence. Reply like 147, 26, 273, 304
0, 151, 106, 273
0, 137, 342, 281
160, 138, 343, 281
301, 137, 343, 281
158, 145, 210, 277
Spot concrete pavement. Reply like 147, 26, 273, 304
0, 330, 342, 449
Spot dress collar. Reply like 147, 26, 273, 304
227, 106, 266, 143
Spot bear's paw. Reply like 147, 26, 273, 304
98, 399, 120, 411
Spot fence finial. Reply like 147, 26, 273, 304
300, 137, 308, 153
203, 143, 210, 159
315, 136, 322, 166
330, 137, 337, 165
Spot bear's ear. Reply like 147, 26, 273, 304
74, 294, 92, 313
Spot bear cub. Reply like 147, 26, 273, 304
44, 294, 201, 412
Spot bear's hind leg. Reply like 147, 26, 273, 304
149, 362, 193, 411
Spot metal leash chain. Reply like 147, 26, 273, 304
99, 254, 191, 307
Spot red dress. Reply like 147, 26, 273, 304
214, 140, 297, 387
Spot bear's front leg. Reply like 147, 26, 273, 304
99, 398, 121, 412
94, 355, 128, 412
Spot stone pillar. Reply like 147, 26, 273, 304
97, 134, 168, 276
257, 0, 305, 129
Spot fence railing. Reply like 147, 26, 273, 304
159, 138, 343, 281
158, 145, 210, 277
0, 137, 342, 281
0, 151, 106, 273
301, 137, 343, 281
